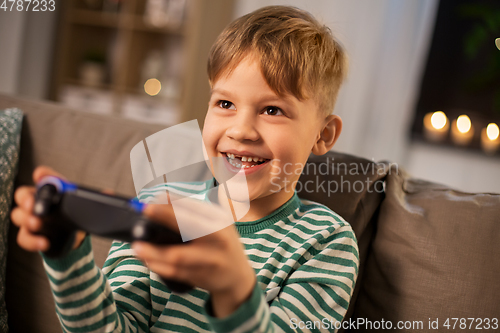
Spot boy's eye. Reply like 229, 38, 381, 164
263, 106, 283, 116
218, 100, 236, 110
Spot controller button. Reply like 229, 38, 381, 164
33, 202, 46, 215
132, 223, 147, 239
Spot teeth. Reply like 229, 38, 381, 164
227, 158, 238, 167
225, 153, 265, 162
225, 153, 268, 169
228, 160, 257, 168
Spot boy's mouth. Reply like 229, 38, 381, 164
222, 152, 270, 169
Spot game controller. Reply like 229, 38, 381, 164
33, 176, 192, 293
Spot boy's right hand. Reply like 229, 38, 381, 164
10, 166, 86, 253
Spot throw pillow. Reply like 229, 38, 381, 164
0, 108, 23, 332
353, 166, 500, 330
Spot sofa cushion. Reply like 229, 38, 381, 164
353, 165, 500, 330
0, 108, 23, 333
297, 151, 389, 324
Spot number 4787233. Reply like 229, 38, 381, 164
0, 0, 56, 12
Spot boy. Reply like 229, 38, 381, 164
11, 5, 358, 333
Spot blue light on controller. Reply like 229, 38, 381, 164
129, 199, 146, 213
38, 176, 77, 193
59, 179, 78, 192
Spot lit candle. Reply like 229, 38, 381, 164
423, 111, 449, 142
144, 78, 162, 96
481, 123, 500, 154
451, 115, 474, 146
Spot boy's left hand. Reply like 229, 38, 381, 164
132, 202, 256, 318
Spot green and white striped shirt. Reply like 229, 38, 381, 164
42, 182, 359, 333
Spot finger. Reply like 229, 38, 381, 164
14, 186, 35, 211
144, 261, 185, 282
133, 242, 219, 268
132, 242, 181, 265
132, 241, 169, 262
73, 231, 87, 250
10, 207, 26, 228
17, 227, 49, 252
145, 253, 221, 285
33, 166, 66, 184
10, 207, 43, 231
101, 188, 115, 195
143, 203, 179, 233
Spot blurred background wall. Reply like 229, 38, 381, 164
0, 0, 499, 193
0, 9, 58, 98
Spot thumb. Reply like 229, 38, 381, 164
33, 166, 66, 184
143, 203, 180, 234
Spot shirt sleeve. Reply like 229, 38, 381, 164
203, 223, 359, 333
42, 236, 153, 333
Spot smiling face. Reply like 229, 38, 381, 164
203, 54, 340, 221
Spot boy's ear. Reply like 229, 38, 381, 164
311, 115, 342, 156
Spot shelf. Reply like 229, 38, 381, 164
65, 78, 114, 91
69, 9, 121, 28
132, 17, 185, 34
69, 9, 184, 34
52, 0, 236, 123
411, 133, 500, 159
60, 84, 115, 116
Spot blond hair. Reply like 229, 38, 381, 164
207, 5, 348, 115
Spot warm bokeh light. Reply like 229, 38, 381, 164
144, 78, 161, 96
430, 111, 447, 130
486, 123, 499, 141
456, 115, 471, 133
496, 38, 500, 51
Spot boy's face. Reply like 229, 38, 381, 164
203, 55, 328, 219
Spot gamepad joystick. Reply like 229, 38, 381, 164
34, 176, 192, 293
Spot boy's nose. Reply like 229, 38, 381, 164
225, 113, 260, 142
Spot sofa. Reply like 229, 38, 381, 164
1, 93, 499, 332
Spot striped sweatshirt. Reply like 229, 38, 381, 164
42, 181, 359, 333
